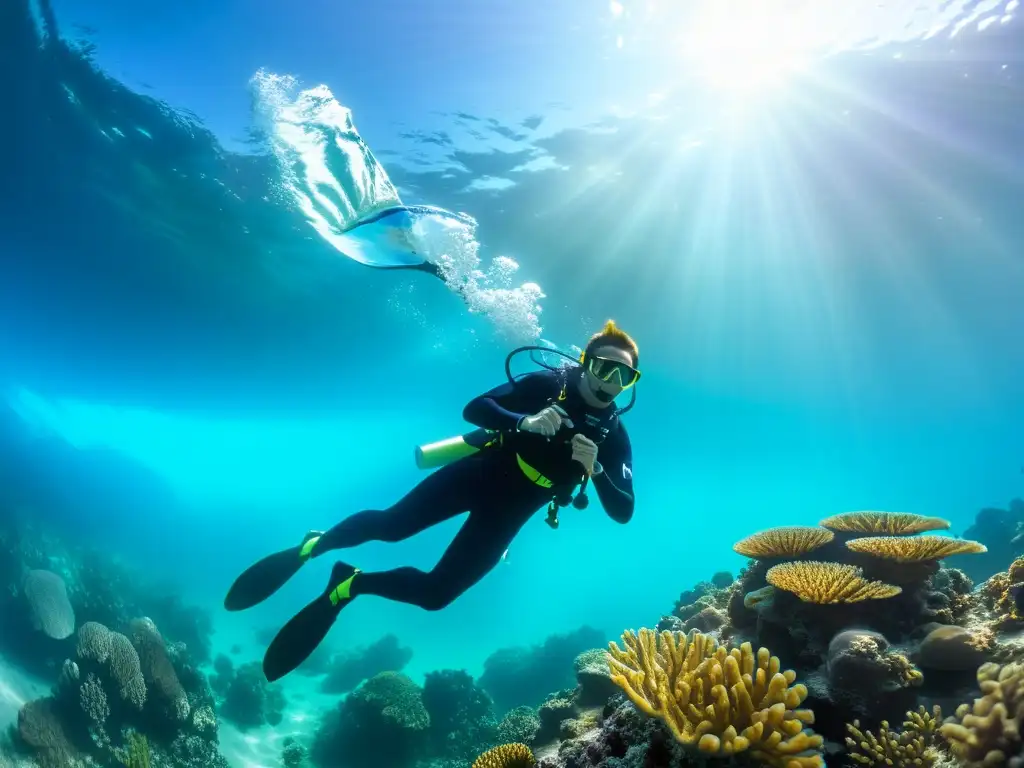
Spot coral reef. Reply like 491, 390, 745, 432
479, 627, 605, 714
734, 526, 835, 559
497, 707, 541, 746
422, 669, 499, 763
281, 737, 307, 767
825, 628, 923, 715
845, 705, 942, 766
766, 561, 903, 603
819, 512, 951, 536
0, 516, 228, 768
320, 632, 413, 693
312, 671, 431, 768
534, 696, 716, 768
846, 537, 987, 563
0, 515, 215, 676
658, 574, 734, 636
606, 628, 824, 766
953, 499, 1024, 584
472, 743, 536, 768
22, 569, 75, 640
9, 616, 227, 768
938, 661, 1024, 766
571, 650, 618, 707
213, 656, 285, 729
10, 478, 1024, 768
307, 664, 551, 768
526, 508, 1024, 768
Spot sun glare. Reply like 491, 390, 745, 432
676, 4, 825, 93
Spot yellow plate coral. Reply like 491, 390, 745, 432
733, 526, 835, 559
845, 535, 986, 562
819, 511, 949, 536
766, 561, 902, 603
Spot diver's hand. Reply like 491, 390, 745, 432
570, 434, 599, 475
520, 406, 573, 438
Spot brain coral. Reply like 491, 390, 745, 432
75, 621, 147, 709
23, 570, 75, 640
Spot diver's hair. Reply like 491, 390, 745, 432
584, 319, 639, 366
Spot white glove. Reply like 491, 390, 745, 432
519, 406, 574, 438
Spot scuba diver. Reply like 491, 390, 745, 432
224, 320, 641, 682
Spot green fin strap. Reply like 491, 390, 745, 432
299, 535, 321, 560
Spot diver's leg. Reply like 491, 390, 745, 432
225, 458, 479, 612
261, 493, 538, 681
349, 499, 535, 611
311, 458, 480, 554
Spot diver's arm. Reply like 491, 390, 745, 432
592, 425, 635, 524
462, 371, 557, 431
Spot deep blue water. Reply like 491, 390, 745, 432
1, 0, 1023, 763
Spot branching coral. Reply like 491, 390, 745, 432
939, 661, 1024, 767
122, 732, 151, 768
846, 536, 987, 562
820, 512, 950, 536
845, 705, 942, 766
79, 673, 109, 726
472, 743, 536, 768
733, 527, 835, 559
765, 561, 902, 603
606, 628, 824, 768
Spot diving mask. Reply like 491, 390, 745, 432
587, 356, 641, 388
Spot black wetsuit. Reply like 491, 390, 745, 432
310, 368, 635, 610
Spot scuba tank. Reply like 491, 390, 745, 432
414, 428, 497, 469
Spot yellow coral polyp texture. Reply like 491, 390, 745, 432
939, 661, 1024, 768
733, 526, 835, 559
845, 535, 987, 562
766, 561, 901, 603
819, 511, 950, 535
471, 743, 536, 768
845, 705, 941, 767
605, 628, 824, 768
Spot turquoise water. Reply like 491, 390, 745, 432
1, 0, 1023, 765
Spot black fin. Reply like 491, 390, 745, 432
223, 532, 319, 612
261, 561, 357, 682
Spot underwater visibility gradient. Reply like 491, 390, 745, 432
1, 0, 1023, 767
